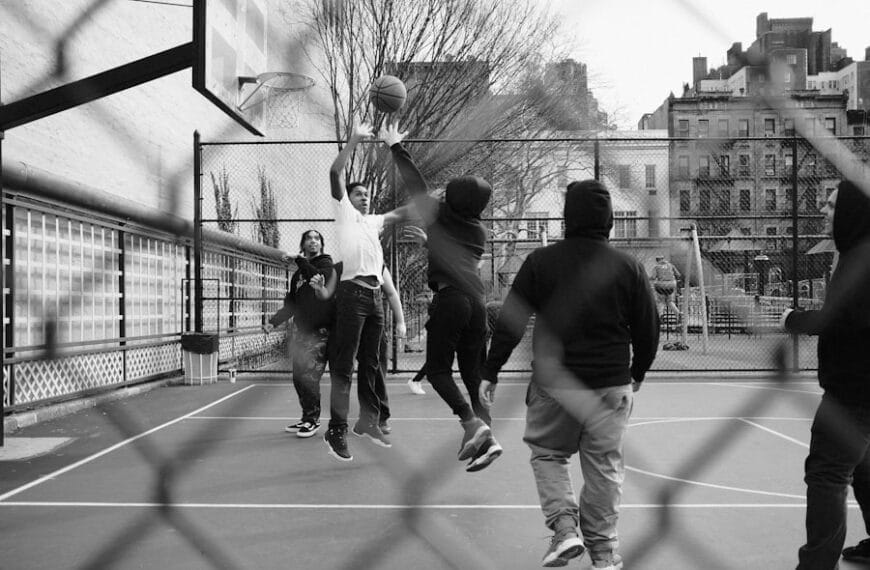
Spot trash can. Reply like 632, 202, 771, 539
181, 333, 219, 385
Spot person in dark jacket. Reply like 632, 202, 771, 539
783, 179, 870, 570
480, 180, 659, 569
264, 229, 337, 439
380, 122, 503, 473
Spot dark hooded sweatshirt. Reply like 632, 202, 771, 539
785, 179, 870, 402
389, 143, 491, 298
481, 180, 660, 389
269, 254, 336, 333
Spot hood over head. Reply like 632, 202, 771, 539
833, 179, 870, 253
445, 175, 491, 219
564, 179, 613, 239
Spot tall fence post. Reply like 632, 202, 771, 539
594, 139, 600, 180
790, 135, 800, 370
193, 130, 203, 333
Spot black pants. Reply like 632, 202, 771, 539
425, 287, 490, 425
291, 326, 329, 424
328, 281, 385, 430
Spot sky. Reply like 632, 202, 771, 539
552, 0, 870, 130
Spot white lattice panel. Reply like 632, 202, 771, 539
127, 343, 182, 380
13, 352, 124, 405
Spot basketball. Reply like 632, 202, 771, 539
370, 75, 406, 113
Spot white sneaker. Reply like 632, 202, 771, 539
408, 379, 426, 395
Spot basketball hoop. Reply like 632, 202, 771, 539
238, 72, 315, 130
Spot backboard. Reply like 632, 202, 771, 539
193, 0, 269, 136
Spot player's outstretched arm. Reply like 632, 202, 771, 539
330, 122, 373, 201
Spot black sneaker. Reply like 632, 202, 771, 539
458, 417, 490, 461
296, 421, 321, 438
379, 420, 391, 435
284, 420, 305, 433
324, 428, 352, 461
541, 527, 584, 567
843, 537, 870, 562
465, 434, 503, 472
352, 421, 392, 448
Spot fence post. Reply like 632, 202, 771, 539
1, 125, 6, 445
791, 135, 800, 371
594, 139, 600, 180
193, 131, 203, 333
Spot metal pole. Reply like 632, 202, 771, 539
193, 131, 203, 333
791, 135, 800, 371
594, 139, 600, 180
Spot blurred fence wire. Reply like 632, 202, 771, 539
3, 0, 870, 568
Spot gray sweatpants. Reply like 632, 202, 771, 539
524, 380, 633, 557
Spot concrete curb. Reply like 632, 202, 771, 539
3, 377, 180, 435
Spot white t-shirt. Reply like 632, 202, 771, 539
333, 195, 386, 284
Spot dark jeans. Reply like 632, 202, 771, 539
425, 287, 490, 425
797, 392, 870, 570
291, 326, 329, 424
328, 281, 385, 430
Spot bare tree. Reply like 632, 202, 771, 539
253, 166, 280, 248
210, 166, 238, 234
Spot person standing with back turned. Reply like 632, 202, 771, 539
783, 179, 870, 570
480, 180, 659, 568
380, 122, 503, 472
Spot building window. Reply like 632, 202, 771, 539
680, 190, 691, 213
699, 188, 711, 213
718, 155, 730, 177
618, 165, 630, 188
525, 212, 547, 241
784, 71, 792, 84
645, 164, 656, 188
560, 219, 566, 237
805, 154, 816, 175
678, 155, 690, 178
825, 117, 836, 134
854, 126, 866, 136
698, 119, 709, 138
649, 209, 660, 238
765, 188, 777, 211
787, 54, 797, 65
699, 156, 710, 178
677, 119, 689, 137
718, 119, 729, 137
738, 154, 751, 176
738, 119, 750, 137
805, 117, 815, 135
717, 188, 731, 213
804, 187, 817, 211
784, 150, 793, 171
766, 226, 778, 236
764, 154, 776, 176
739, 189, 751, 211
613, 211, 637, 238
784, 118, 795, 136
764, 118, 776, 136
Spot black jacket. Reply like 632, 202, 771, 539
269, 254, 336, 332
389, 143, 490, 298
482, 180, 660, 388
785, 179, 870, 401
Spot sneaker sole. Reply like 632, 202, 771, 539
296, 426, 320, 438
284, 426, 301, 433
324, 438, 353, 462
352, 427, 392, 448
466, 444, 503, 472
542, 541, 585, 567
407, 380, 426, 395
458, 424, 491, 461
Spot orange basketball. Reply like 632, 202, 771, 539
370, 75, 406, 113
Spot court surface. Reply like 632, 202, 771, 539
1, 374, 867, 569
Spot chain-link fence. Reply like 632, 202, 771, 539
197, 135, 864, 373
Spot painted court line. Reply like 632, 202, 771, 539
186, 415, 813, 422
738, 418, 810, 448
626, 466, 806, 500
5, 500, 858, 509
0, 385, 258, 503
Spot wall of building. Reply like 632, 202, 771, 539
1, 0, 332, 222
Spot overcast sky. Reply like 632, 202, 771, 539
552, 0, 870, 130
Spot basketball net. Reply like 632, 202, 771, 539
242, 72, 315, 131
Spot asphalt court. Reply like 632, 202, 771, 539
1, 376, 867, 569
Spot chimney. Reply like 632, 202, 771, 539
866, 46, 870, 62
693, 56, 708, 87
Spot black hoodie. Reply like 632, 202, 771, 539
785, 179, 870, 401
389, 143, 491, 297
269, 253, 337, 333
482, 180, 660, 388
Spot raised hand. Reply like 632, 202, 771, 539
379, 120, 408, 147
351, 122, 374, 141
402, 225, 427, 247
